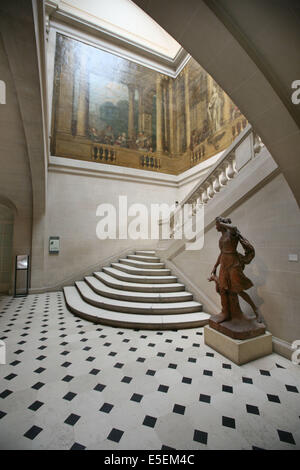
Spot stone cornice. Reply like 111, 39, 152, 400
48, 155, 217, 189
46, 3, 190, 78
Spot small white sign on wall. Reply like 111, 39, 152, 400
49, 236, 60, 254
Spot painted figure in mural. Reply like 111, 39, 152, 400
104, 125, 114, 145
208, 84, 223, 132
115, 135, 122, 146
136, 132, 146, 150
208, 217, 263, 325
89, 127, 99, 141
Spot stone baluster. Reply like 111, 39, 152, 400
253, 132, 265, 155
225, 154, 237, 180
200, 188, 208, 204
212, 176, 221, 193
205, 181, 214, 200
218, 168, 228, 187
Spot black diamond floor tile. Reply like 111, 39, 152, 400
24, 425, 43, 440
246, 404, 260, 415
131, 393, 143, 403
94, 383, 106, 392
222, 385, 233, 393
158, 384, 169, 393
64, 413, 81, 426
173, 404, 185, 415
0, 389, 13, 399
121, 376, 132, 384
62, 375, 74, 382
199, 394, 211, 404
277, 429, 296, 445
242, 377, 253, 384
222, 416, 236, 429
4, 373, 17, 381
31, 382, 45, 390
285, 384, 298, 393
143, 415, 157, 428
267, 394, 281, 403
63, 392, 77, 401
182, 377, 192, 384
107, 428, 124, 443
28, 401, 44, 411
193, 429, 208, 445
100, 403, 114, 413
70, 442, 86, 450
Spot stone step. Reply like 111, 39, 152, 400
103, 266, 177, 284
111, 262, 171, 277
64, 286, 210, 330
135, 250, 156, 256
76, 281, 202, 314
120, 258, 165, 269
94, 271, 185, 293
127, 255, 160, 263
128, 254, 161, 263
85, 275, 193, 302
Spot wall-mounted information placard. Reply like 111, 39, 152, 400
49, 236, 60, 254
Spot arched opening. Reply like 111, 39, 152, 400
0, 203, 14, 294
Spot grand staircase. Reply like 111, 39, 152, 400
63, 250, 210, 329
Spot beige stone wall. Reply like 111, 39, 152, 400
0, 33, 33, 286
42, 167, 177, 289
173, 173, 300, 345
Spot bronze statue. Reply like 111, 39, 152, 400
208, 217, 265, 339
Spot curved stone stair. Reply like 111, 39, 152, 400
64, 250, 210, 329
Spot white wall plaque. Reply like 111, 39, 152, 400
16, 255, 28, 270
49, 236, 60, 254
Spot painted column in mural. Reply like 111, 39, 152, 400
57, 39, 74, 134
138, 87, 143, 133
76, 52, 89, 137
176, 77, 181, 155
184, 67, 191, 150
163, 79, 168, 152
156, 75, 163, 154
168, 79, 174, 155
128, 84, 135, 142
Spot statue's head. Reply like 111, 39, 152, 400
216, 216, 232, 231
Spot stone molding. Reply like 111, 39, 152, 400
48, 154, 217, 189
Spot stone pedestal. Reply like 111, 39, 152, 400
209, 314, 266, 340
204, 325, 272, 365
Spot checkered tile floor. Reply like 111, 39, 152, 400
0, 292, 299, 450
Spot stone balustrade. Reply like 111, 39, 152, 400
140, 155, 161, 170
91, 144, 117, 164
161, 125, 265, 238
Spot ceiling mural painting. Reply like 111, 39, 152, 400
51, 33, 248, 174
